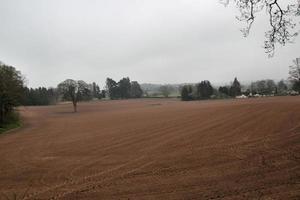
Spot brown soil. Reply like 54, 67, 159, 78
0, 97, 299, 200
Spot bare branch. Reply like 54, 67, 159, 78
222, 0, 300, 57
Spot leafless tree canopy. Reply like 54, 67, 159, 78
220, 0, 300, 56
289, 58, 300, 82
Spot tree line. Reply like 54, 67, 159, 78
1, 57, 300, 128
21, 82, 104, 106
181, 77, 298, 101
22, 87, 59, 106
55, 77, 143, 112
181, 78, 242, 101
106, 77, 143, 99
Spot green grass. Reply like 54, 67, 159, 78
0, 121, 21, 134
0, 111, 21, 134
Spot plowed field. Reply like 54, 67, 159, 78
0, 97, 299, 200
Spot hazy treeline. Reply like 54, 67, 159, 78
0, 61, 106, 125
55, 77, 143, 112
22, 87, 59, 106
181, 78, 295, 101
140, 84, 180, 98
59, 81, 105, 102
22, 82, 105, 106
181, 78, 241, 101
250, 80, 287, 95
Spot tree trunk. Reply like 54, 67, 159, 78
0, 103, 4, 124
73, 101, 77, 112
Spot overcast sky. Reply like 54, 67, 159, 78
0, 0, 299, 88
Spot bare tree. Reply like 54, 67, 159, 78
220, 0, 300, 56
57, 79, 90, 112
289, 57, 300, 92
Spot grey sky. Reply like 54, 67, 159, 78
0, 0, 299, 88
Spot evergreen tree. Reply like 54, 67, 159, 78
196, 81, 213, 99
130, 81, 143, 98
106, 78, 119, 99
118, 77, 131, 99
229, 77, 241, 97
92, 82, 101, 99
218, 86, 229, 96
101, 90, 106, 99
181, 85, 193, 101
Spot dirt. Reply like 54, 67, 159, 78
0, 97, 299, 200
